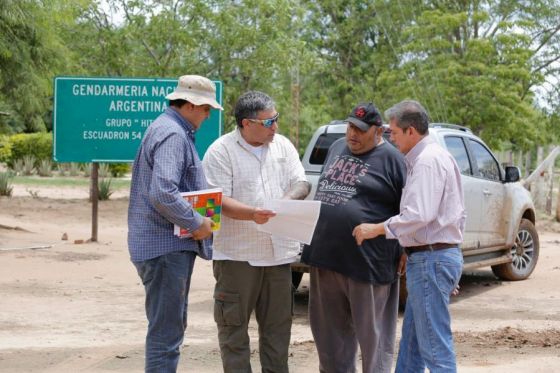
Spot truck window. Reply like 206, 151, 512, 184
444, 136, 473, 175
309, 133, 345, 165
469, 139, 501, 181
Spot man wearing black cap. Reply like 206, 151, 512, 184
301, 103, 407, 373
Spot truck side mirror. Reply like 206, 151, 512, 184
504, 166, 520, 182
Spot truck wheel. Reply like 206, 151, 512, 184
292, 272, 304, 290
491, 218, 539, 281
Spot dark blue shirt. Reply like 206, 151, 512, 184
127, 107, 212, 262
301, 138, 406, 285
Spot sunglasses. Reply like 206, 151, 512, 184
248, 113, 280, 128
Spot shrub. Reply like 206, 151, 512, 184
82, 163, 92, 177
98, 163, 110, 178
0, 135, 11, 165
98, 178, 113, 200
109, 163, 130, 177
12, 158, 24, 174
0, 171, 13, 196
68, 162, 81, 176
38, 159, 53, 177
26, 188, 40, 198
22, 155, 36, 175
57, 162, 67, 176
7, 133, 52, 167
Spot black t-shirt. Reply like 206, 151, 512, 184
301, 138, 406, 285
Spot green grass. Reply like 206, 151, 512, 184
12, 175, 131, 189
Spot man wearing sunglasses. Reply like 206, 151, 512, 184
202, 91, 310, 373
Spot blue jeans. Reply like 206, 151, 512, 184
134, 250, 197, 373
395, 248, 463, 373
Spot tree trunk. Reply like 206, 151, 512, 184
546, 160, 554, 215
524, 151, 532, 178
534, 147, 545, 210
290, 67, 300, 152
556, 173, 560, 222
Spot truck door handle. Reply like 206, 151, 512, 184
483, 189, 491, 196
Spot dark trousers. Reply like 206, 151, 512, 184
213, 260, 292, 373
134, 250, 197, 373
309, 266, 399, 373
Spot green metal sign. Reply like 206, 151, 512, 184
53, 76, 223, 163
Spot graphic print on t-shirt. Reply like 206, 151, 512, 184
315, 154, 369, 206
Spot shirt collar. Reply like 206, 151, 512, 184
233, 127, 274, 149
405, 134, 434, 166
165, 107, 196, 140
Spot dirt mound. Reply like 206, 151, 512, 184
456, 327, 560, 348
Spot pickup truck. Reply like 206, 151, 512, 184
291, 121, 540, 292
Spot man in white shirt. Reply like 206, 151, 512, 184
202, 91, 310, 373
353, 100, 465, 372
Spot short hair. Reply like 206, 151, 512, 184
169, 99, 189, 108
384, 100, 430, 135
234, 91, 275, 128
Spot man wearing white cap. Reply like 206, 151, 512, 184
128, 75, 223, 372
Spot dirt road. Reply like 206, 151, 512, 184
1, 194, 559, 372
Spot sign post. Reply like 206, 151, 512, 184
90, 163, 99, 242
53, 76, 223, 241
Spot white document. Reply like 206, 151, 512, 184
257, 199, 321, 244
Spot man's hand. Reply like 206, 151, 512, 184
352, 223, 385, 245
397, 253, 407, 276
252, 208, 276, 224
191, 217, 214, 240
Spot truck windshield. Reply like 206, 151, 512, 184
309, 133, 345, 165
309, 128, 393, 165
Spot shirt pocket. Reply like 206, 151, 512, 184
273, 157, 290, 191
232, 178, 261, 205
213, 291, 242, 326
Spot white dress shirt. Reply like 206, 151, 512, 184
203, 128, 307, 262
384, 135, 466, 247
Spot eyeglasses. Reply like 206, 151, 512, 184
247, 113, 280, 128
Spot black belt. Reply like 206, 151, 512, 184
404, 243, 457, 256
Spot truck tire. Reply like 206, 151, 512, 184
491, 218, 539, 281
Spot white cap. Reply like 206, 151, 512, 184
165, 75, 223, 110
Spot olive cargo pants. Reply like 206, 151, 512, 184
213, 260, 292, 373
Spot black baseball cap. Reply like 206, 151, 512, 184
346, 102, 383, 131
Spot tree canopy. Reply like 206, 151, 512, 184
0, 0, 559, 152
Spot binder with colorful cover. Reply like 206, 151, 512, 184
173, 188, 223, 238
